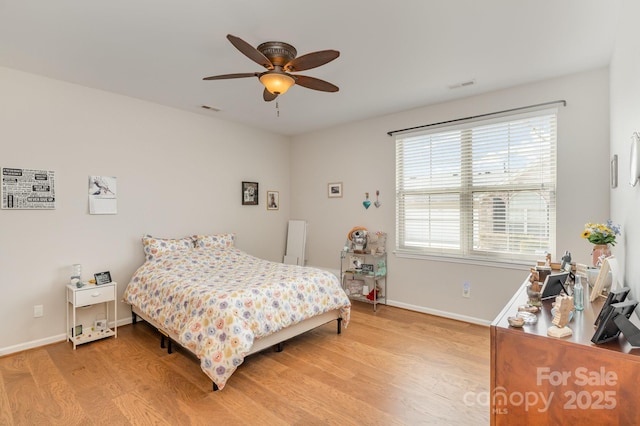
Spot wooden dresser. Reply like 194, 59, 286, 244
490, 278, 640, 425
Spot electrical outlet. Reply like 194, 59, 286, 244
462, 282, 471, 298
33, 305, 44, 318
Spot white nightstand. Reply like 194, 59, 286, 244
66, 282, 117, 349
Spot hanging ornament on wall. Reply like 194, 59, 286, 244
363, 192, 371, 209
374, 190, 381, 208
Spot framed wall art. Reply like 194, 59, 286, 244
328, 182, 342, 198
89, 175, 117, 214
1, 167, 56, 209
242, 181, 258, 205
267, 190, 279, 210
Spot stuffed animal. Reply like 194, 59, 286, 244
366, 286, 381, 301
348, 226, 368, 252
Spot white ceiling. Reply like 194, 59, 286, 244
0, 0, 620, 136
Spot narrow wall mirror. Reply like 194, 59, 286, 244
630, 132, 640, 187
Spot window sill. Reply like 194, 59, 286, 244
393, 250, 532, 270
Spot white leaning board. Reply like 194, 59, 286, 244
284, 220, 307, 266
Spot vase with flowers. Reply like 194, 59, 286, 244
581, 220, 621, 267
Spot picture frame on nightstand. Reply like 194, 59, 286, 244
72, 325, 83, 337
94, 271, 112, 285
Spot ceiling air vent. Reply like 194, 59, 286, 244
201, 105, 220, 112
448, 79, 476, 90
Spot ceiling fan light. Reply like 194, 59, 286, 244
259, 72, 295, 95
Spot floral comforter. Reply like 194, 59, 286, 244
123, 247, 351, 389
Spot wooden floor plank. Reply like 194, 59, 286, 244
0, 302, 490, 425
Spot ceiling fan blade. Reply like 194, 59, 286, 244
294, 75, 339, 92
203, 72, 259, 80
263, 88, 278, 102
284, 50, 340, 72
226, 34, 273, 70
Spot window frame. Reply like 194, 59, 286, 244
395, 107, 557, 266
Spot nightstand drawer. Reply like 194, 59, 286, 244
74, 285, 114, 306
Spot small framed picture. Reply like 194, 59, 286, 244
95, 319, 108, 332
361, 264, 374, 273
266, 190, 279, 210
242, 181, 259, 205
94, 271, 112, 285
328, 182, 343, 198
349, 255, 364, 271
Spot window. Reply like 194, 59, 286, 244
395, 108, 557, 264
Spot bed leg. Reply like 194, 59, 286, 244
213, 382, 219, 391
131, 311, 137, 324
275, 342, 284, 352
337, 317, 342, 335
160, 335, 173, 354
158, 330, 173, 353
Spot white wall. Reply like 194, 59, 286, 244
0, 67, 291, 354
610, 0, 640, 309
0, 60, 617, 353
291, 68, 610, 323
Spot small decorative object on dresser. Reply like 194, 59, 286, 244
581, 220, 620, 267
526, 268, 542, 307
547, 294, 574, 338
591, 244, 612, 268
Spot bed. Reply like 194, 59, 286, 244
123, 233, 351, 390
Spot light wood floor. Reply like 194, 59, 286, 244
0, 302, 490, 425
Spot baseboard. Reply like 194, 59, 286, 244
307, 265, 490, 326
0, 316, 134, 357
0, 334, 67, 357
0, 304, 487, 357
386, 299, 492, 327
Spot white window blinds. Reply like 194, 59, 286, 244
395, 108, 557, 263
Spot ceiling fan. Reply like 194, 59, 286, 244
203, 34, 340, 102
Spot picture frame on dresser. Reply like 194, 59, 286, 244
591, 299, 638, 344
594, 286, 630, 327
540, 271, 569, 300
590, 256, 613, 301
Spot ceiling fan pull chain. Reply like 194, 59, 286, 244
276, 100, 280, 117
